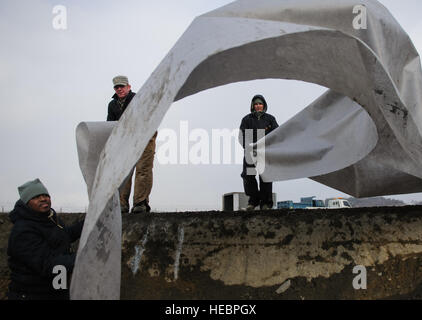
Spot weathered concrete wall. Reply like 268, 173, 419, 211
2, 207, 422, 300
120, 207, 422, 300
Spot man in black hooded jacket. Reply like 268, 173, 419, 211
239, 95, 279, 210
7, 178, 84, 300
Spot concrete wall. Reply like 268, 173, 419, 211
2, 207, 422, 299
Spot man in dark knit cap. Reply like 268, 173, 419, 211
7, 178, 84, 300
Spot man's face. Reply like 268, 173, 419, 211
253, 101, 264, 112
27, 194, 51, 213
114, 84, 131, 99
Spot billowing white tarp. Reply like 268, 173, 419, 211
71, 0, 422, 299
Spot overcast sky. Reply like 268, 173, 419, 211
1, 0, 422, 212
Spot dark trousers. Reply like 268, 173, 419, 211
241, 158, 273, 207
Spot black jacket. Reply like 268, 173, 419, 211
239, 94, 279, 148
107, 90, 136, 121
7, 200, 83, 299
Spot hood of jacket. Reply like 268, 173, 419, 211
250, 94, 268, 113
9, 200, 56, 225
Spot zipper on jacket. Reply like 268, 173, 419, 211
48, 210, 63, 229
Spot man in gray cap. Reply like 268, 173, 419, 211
107, 75, 135, 121
7, 178, 84, 300
107, 75, 157, 214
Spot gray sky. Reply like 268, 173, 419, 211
1, 0, 422, 212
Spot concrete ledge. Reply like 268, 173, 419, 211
2, 207, 422, 300
120, 207, 422, 300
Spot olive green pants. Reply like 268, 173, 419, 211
120, 132, 157, 210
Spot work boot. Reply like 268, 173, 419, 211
246, 204, 256, 211
132, 200, 152, 214
260, 204, 271, 210
132, 202, 147, 214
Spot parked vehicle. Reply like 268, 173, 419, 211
325, 198, 352, 209
277, 196, 352, 209
277, 196, 325, 209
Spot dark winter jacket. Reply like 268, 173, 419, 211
7, 200, 84, 299
107, 90, 136, 121
239, 94, 279, 148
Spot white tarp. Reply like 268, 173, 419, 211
71, 0, 422, 299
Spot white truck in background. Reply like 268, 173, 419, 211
325, 198, 352, 209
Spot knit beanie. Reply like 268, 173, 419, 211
18, 178, 50, 204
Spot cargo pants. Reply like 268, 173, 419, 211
120, 132, 157, 211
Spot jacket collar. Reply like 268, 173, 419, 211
111, 90, 134, 100
9, 200, 57, 224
